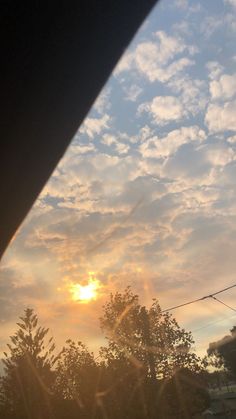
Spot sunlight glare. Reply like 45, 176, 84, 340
70, 276, 100, 303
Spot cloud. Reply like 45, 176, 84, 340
172, 20, 191, 36
200, 16, 223, 38
79, 114, 110, 138
100, 134, 130, 155
93, 87, 111, 115
206, 61, 224, 81
0, 265, 56, 325
225, 0, 236, 8
115, 142, 130, 155
201, 10, 236, 37
205, 143, 235, 166
139, 126, 206, 159
109, 175, 166, 209
69, 144, 96, 154
162, 143, 211, 181
124, 84, 143, 102
205, 101, 236, 132
139, 96, 186, 125
210, 73, 236, 100
168, 76, 208, 115
115, 31, 196, 83
101, 134, 117, 146
174, 0, 188, 9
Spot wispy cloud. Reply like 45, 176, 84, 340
79, 114, 110, 139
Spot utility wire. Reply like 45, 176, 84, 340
162, 282, 236, 313
210, 296, 236, 313
192, 312, 236, 334
162, 295, 207, 313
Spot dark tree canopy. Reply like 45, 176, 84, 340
54, 339, 99, 415
207, 325, 236, 378
159, 368, 210, 418
100, 287, 201, 379
0, 308, 57, 419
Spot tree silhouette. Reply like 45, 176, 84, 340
207, 325, 236, 378
0, 308, 57, 419
98, 348, 150, 419
54, 339, 99, 417
100, 287, 201, 379
158, 368, 210, 418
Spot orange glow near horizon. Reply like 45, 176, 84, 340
69, 275, 101, 303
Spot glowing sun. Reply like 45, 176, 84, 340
70, 278, 100, 303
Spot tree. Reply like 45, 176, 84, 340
207, 325, 236, 378
100, 287, 201, 380
159, 368, 210, 418
0, 308, 57, 419
54, 339, 99, 417
98, 347, 150, 419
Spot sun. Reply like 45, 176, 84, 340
70, 277, 100, 303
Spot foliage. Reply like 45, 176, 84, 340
97, 351, 151, 419
0, 289, 210, 419
100, 287, 201, 379
207, 325, 236, 378
0, 308, 57, 419
54, 339, 99, 415
159, 368, 210, 418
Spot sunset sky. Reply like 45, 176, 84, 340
1, 0, 236, 358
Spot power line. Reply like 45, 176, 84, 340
162, 282, 236, 313
210, 296, 236, 313
162, 295, 207, 313
211, 283, 236, 297
192, 312, 236, 334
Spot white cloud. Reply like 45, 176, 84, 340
225, 0, 236, 8
174, 0, 188, 9
210, 73, 236, 100
69, 144, 95, 154
124, 84, 143, 102
158, 57, 194, 83
115, 143, 130, 155
139, 96, 185, 125
101, 134, 117, 146
168, 76, 208, 115
139, 126, 206, 159
89, 154, 140, 185
93, 87, 111, 114
115, 31, 196, 83
205, 143, 235, 166
136, 32, 183, 66
205, 101, 236, 132
206, 61, 224, 81
101, 134, 130, 154
79, 114, 110, 138
114, 51, 134, 74
139, 125, 153, 142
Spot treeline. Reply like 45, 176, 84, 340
0, 287, 212, 419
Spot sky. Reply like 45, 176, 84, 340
1, 0, 236, 358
